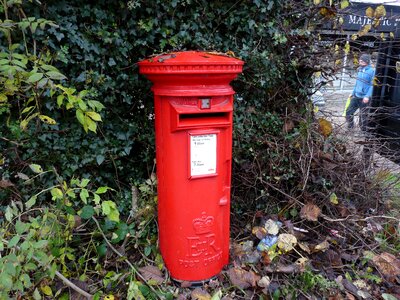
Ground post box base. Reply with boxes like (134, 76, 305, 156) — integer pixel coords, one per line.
(172, 275, 218, 287)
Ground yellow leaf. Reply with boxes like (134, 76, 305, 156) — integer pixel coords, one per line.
(380, 32, 386, 40)
(318, 118, 333, 137)
(40, 285, 53, 296)
(358, 24, 372, 37)
(344, 41, 350, 54)
(340, 0, 349, 9)
(330, 193, 339, 205)
(86, 111, 102, 122)
(104, 295, 115, 300)
(313, 0, 320, 4)
(365, 7, 374, 18)
(38, 114, 57, 125)
(390, 32, 394, 39)
(374, 5, 386, 19)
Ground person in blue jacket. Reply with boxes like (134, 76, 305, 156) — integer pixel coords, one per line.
(346, 53, 375, 131)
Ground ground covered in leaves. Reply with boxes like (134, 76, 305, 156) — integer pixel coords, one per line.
(132, 202, 399, 300)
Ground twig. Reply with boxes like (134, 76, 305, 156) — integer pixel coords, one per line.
(2, 238, 93, 299)
(321, 214, 399, 222)
(91, 216, 162, 299)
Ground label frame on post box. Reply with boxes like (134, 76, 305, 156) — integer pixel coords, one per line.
(189, 131, 219, 179)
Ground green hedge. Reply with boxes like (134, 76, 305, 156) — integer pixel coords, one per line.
(1, 0, 316, 210)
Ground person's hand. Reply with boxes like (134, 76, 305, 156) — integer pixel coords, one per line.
(363, 97, 369, 103)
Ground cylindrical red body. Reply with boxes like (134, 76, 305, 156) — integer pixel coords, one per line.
(138, 51, 243, 282)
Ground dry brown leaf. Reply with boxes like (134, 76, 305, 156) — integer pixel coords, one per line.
(277, 234, 297, 252)
(298, 242, 311, 254)
(252, 226, 267, 239)
(313, 239, 330, 252)
(138, 265, 164, 285)
(0, 180, 14, 189)
(371, 252, 400, 277)
(318, 118, 333, 137)
(227, 267, 260, 289)
(300, 203, 321, 221)
(191, 288, 211, 300)
(283, 119, 295, 132)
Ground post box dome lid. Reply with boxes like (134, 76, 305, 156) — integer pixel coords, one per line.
(138, 51, 244, 75)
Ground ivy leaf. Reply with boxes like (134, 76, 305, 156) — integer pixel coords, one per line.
(80, 205, 95, 219)
(8, 235, 21, 248)
(0, 273, 13, 291)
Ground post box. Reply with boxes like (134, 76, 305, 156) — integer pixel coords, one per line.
(138, 51, 244, 282)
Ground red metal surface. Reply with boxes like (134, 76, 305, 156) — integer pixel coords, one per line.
(139, 51, 243, 281)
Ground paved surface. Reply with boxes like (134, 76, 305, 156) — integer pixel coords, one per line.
(317, 88, 400, 174)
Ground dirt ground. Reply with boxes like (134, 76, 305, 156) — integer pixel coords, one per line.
(318, 89, 400, 174)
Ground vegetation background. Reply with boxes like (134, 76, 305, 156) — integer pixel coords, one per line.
(1, 0, 399, 299)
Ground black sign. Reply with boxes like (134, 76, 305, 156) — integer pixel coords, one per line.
(342, 3, 400, 33)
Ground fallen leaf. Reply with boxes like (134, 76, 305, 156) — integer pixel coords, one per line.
(264, 219, 280, 235)
(342, 279, 359, 298)
(257, 276, 271, 288)
(191, 288, 211, 300)
(0, 180, 14, 189)
(138, 265, 164, 285)
(318, 118, 333, 137)
(298, 242, 311, 254)
(283, 119, 295, 132)
(330, 193, 339, 205)
(295, 257, 309, 269)
(300, 203, 321, 221)
(227, 267, 260, 289)
(371, 252, 400, 277)
(277, 233, 297, 252)
(313, 239, 330, 253)
(252, 226, 267, 239)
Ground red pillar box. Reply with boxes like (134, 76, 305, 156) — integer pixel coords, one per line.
(138, 51, 244, 282)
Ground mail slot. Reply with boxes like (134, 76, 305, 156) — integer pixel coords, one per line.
(138, 51, 244, 282)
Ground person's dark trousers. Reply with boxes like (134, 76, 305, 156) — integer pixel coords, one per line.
(345, 96, 369, 130)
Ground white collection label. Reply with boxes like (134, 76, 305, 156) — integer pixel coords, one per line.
(190, 134, 217, 177)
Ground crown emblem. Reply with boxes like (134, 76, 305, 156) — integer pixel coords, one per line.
(193, 213, 214, 235)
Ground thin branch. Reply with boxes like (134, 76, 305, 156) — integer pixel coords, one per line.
(91, 216, 162, 299)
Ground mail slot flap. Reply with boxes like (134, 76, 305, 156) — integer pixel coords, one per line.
(170, 102, 232, 131)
